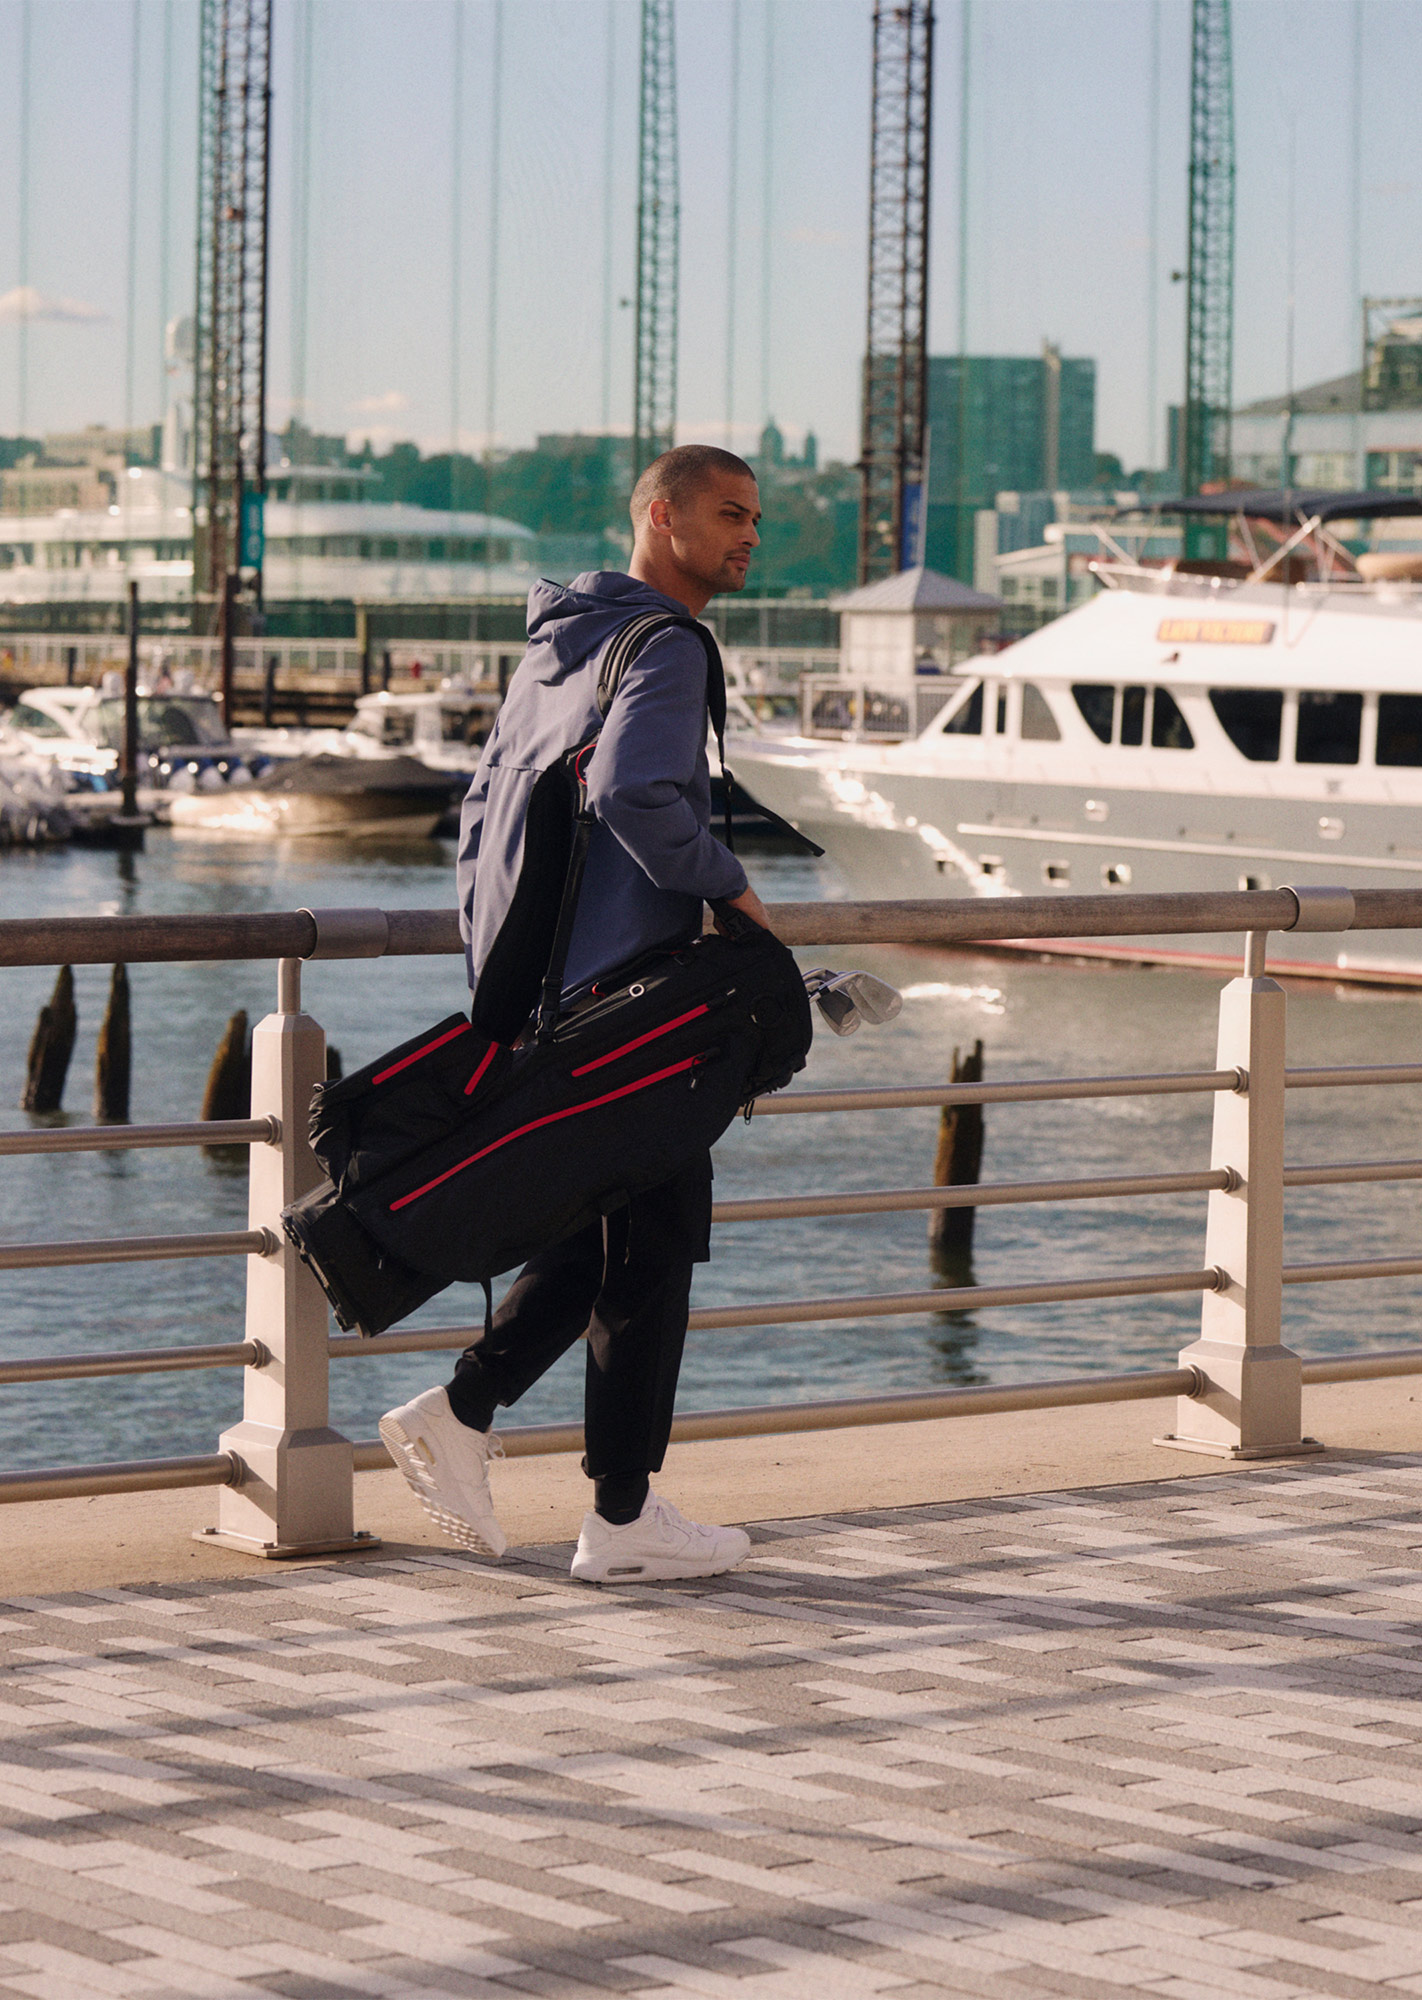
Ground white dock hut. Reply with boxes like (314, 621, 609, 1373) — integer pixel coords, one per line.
(835, 566, 1001, 680)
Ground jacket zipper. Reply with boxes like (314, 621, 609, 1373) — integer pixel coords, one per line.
(389, 1053, 706, 1212)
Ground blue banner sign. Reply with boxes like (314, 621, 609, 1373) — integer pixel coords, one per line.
(240, 491, 265, 569)
(899, 482, 923, 570)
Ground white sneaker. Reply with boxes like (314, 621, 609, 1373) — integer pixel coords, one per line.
(570, 1489, 751, 1584)
(378, 1386, 507, 1558)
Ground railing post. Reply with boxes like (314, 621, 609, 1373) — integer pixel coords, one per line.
(1157, 930, 1321, 1460)
(199, 958, 377, 1556)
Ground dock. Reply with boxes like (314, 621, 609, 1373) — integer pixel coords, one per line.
(3, 1380, 1421, 1998)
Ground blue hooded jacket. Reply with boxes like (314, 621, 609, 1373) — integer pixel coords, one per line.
(456, 571, 749, 996)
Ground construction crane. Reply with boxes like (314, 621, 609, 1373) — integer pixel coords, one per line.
(1181, 0, 1234, 560)
(857, 1, 934, 586)
(633, 0, 678, 478)
(192, 0, 272, 719)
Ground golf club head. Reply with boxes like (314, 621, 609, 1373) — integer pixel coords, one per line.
(802, 968, 904, 1035)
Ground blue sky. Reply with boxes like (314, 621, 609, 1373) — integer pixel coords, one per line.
(1, 0, 1419, 471)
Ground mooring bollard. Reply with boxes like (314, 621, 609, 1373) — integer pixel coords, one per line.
(93, 964, 131, 1124)
(929, 1040, 985, 1265)
(22, 965, 76, 1113)
(202, 954, 374, 1557)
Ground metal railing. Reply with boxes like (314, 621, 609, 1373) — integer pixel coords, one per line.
(3, 883, 1422, 1550)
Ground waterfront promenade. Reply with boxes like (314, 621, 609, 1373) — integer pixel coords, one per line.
(3, 1381, 1422, 1999)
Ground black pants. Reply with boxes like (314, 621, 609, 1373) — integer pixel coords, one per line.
(445, 1152, 712, 1478)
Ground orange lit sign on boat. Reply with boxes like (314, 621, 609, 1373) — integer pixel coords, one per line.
(1156, 618, 1276, 645)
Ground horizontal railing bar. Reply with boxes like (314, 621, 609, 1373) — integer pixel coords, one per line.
(0, 1452, 239, 1505)
(0, 1341, 261, 1386)
(1285, 1064, 1422, 1089)
(328, 1266, 1220, 1358)
(16, 1231, 1415, 1384)
(752, 1070, 1242, 1116)
(0, 1228, 273, 1272)
(0, 1117, 279, 1158)
(713, 1168, 1229, 1222)
(352, 1365, 1206, 1466)
(1283, 1158, 1422, 1188)
(3, 886, 1422, 968)
(1283, 1255, 1422, 1285)
(7, 1344, 1420, 1503)
(1301, 1346, 1422, 1384)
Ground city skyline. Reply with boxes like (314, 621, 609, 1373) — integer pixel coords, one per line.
(1, 0, 1419, 476)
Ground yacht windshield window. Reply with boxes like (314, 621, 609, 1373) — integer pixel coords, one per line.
(11, 702, 67, 737)
(1377, 693, 1422, 766)
(1120, 685, 1146, 746)
(1150, 687, 1195, 749)
(1020, 683, 1061, 741)
(1210, 688, 1282, 762)
(1072, 683, 1115, 743)
(441, 707, 488, 746)
(1295, 690, 1362, 765)
(942, 682, 983, 734)
(380, 711, 417, 748)
(92, 698, 227, 750)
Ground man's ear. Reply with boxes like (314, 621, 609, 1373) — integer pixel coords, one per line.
(647, 497, 673, 534)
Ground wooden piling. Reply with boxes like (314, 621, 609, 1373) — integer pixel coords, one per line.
(201, 1011, 252, 1123)
(929, 1040, 984, 1262)
(94, 964, 131, 1124)
(21, 965, 77, 1113)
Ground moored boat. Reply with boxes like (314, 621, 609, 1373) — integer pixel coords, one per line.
(166, 753, 456, 839)
(728, 490, 1422, 984)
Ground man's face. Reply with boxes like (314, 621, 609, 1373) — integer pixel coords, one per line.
(658, 471, 761, 594)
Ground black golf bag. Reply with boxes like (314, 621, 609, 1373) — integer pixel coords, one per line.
(283, 612, 816, 1335)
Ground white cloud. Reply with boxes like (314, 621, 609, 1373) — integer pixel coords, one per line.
(351, 389, 411, 415)
(0, 285, 106, 325)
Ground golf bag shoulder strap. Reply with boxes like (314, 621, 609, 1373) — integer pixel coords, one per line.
(534, 613, 727, 1041)
(596, 611, 727, 746)
(600, 614, 821, 861)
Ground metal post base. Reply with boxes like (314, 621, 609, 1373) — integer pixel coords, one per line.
(194, 1525, 382, 1559)
(1153, 1431, 1324, 1460)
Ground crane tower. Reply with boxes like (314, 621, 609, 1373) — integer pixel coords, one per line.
(857, 1, 934, 586)
(192, 0, 272, 673)
(634, 0, 679, 478)
(1181, 0, 1234, 558)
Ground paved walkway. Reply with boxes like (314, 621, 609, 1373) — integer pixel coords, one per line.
(3, 1456, 1422, 1999)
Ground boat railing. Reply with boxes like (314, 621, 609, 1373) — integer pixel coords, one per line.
(1090, 559, 1422, 608)
(2, 884, 1422, 1550)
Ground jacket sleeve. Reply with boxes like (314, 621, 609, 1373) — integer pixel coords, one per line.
(584, 628, 748, 903)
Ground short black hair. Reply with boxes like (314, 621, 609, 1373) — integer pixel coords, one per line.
(630, 444, 756, 524)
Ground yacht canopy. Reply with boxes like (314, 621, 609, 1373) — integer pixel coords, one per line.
(1166, 489, 1422, 525)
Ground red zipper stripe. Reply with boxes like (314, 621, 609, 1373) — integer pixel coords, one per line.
(570, 1004, 710, 1077)
(463, 1042, 498, 1097)
(389, 1054, 701, 1211)
(372, 1022, 471, 1087)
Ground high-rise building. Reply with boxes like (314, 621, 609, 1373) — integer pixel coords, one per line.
(923, 346, 1096, 579)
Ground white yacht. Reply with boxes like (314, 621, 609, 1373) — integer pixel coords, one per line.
(729, 491, 1422, 983)
(236, 682, 500, 781)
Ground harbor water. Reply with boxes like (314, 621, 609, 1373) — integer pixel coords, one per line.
(1, 831, 1420, 1472)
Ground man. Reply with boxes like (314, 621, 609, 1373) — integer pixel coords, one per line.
(379, 445, 771, 1584)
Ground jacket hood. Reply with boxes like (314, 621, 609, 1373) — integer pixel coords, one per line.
(523, 571, 691, 682)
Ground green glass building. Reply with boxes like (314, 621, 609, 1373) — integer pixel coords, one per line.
(923, 349, 1096, 580)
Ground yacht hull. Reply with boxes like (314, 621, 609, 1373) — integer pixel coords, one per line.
(730, 736, 1422, 984)
(167, 790, 445, 840)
